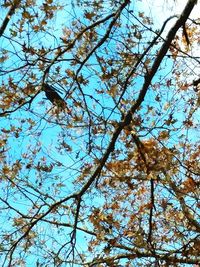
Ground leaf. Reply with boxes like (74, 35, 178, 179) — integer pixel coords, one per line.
(2, 166, 10, 175)
(85, 12, 96, 20)
(108, 85, 118, 97)
(138, 12, 144, 18)
(182, 177, 196, 192)
(0, 55, 8, 63)
(180, 83, 189, 91)
(22, 11, 31, 19)
(158, 131, 169, 140)
(33, 25, 40, 32)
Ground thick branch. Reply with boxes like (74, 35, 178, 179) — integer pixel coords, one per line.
(0, 0, 21, 37)
(87, 252, 199, 266)
(167, 178, 200, 232)
(79, 0, 197, 197)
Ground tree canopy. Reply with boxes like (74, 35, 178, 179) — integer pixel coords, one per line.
(0, 0, 200, 266)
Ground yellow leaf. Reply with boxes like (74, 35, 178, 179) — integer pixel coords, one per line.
(158, 131, 169, 140)
(41, 20, 47, 26)
(108, 85, 117, 97)
(22, 11, 31, 19)
(143, 138, 157, 149)
(2, 166, 10, 175)
(65, 69, 75, 77)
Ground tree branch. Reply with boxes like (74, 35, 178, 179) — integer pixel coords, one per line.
(0, 0, 21, 37)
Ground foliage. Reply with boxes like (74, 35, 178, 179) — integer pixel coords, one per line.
(0, 0, 200, 266)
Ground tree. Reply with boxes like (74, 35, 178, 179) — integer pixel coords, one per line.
(0, 0, 200, 266)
